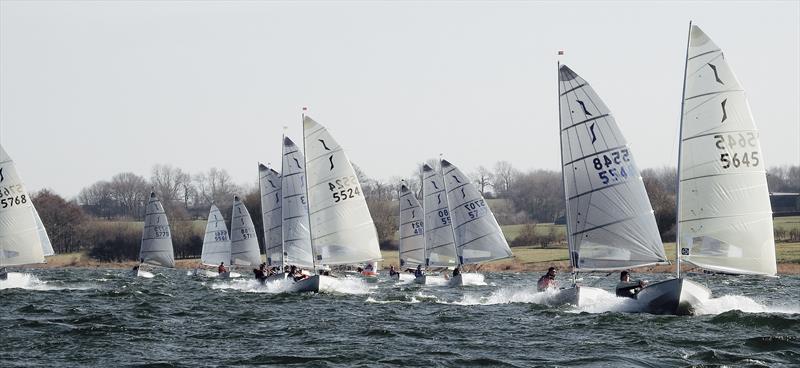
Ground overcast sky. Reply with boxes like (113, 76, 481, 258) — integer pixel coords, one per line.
(1, 0, 798, 198)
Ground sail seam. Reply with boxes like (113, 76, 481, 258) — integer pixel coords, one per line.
(685, 90, 743, 101)
(682, 129, 758, 142)
(559, 83, 586, 96)
(571, 214, 639, 236)
(687, 49, 721, 60)
(680, 171, 766, 182)
(563, 144, 628, 166)
(560, 114, 610, 132)
(568, 181, 626, 200)
(678, 211, 772, 223)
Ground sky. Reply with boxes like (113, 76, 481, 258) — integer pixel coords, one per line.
(1, 0, 798, 198)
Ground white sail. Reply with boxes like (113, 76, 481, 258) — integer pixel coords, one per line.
(0, 144, 47, 267)
(281, 137, 315, 269)
(422, 164, 458, 268)
(259, 164, 283, 267)
(140, 192, 175, 267)
(558, 64, 668, 271)
(230, 196, 262, 267)
(398, 182, 425, 268)
(441, 159, 512, 265)
(303, 116, 381, 265)
(32, 206, 54, 257)
(677, 25, 776, 276)
(201, 204, 231, 266)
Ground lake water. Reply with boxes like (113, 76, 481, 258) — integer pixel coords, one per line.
(1, 269, 799, 367)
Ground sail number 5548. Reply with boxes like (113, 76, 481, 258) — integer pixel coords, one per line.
(328, 175, 361, 203)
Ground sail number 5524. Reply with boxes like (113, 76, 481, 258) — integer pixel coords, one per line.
(328, 175, 361, 203)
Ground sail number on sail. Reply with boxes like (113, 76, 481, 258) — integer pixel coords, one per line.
(152, 225, 170, 238)
(328, 175, 361, 203)
(410, 221, 424, 235)
(239, 228, 256, 240)
(714, 133, 760, 169)
(437, 209, 451, 225)
(463, 199, 487, 220)
(591, 149, 633, 185)
(0, 194, 27, 209)
(214, 231, 228, 242)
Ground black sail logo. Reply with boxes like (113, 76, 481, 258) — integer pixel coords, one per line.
(0, 167, 3, 182)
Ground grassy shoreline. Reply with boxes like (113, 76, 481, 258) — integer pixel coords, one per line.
(21, 242, 800, 275)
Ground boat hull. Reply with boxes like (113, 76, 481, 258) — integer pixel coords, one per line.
(0, 267, 7, 281)
(635, 278, 711, 315)
(413, 275, 426, 285)
(136, 269, 155, 278)
(447, 274, 463, 287)
(288, 275, 320, 293)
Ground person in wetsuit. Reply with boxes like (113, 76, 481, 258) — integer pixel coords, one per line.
(537, 267, 558, 291)
(615, 270, 647, 298)
(414, 265, 424, 278)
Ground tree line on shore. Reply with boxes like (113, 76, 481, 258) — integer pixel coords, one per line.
(30, 163, 800, 262)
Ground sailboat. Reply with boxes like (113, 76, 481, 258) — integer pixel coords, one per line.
(552, 63, 669, 306)
(136, 192, 175, 278)
(397, 181, 425, 282)
(259, 163, 285, 282)
(229, 195, 263, 273)
(0, 144, 52, 280)
(417, 163, 459, 285)
(196, 204, 232, 278)
(303, 115, 382, 280)
(441, 159, 513, 286)
(635, 23, 775, 315)
(279, 136, 319, 292)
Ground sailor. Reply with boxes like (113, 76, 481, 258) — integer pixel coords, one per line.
(537, 267, 558, 291)
(452, 266, 461, 278)
(414, 264, 424, 278)
(364, 263, 374, 272)
(253, 267, 266, 283)
(388, 265, 399, 277)
(218, 262, 227, 274)
(615, 270, 647, 298)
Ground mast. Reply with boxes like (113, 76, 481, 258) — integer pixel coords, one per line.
(301, 109, 318, 274)
(439, 155, 463, 268)
(557, 59, 577, 286)
(419, 165, 428, 272)
(278, 137, 287, 273)
(675, 21, 693, 279)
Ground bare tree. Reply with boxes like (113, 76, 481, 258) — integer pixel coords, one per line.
(109, 172, 148, 218)
(493, 161, 518, 196)
(472, 165, 494, 197)
(150, 164, 190, 204)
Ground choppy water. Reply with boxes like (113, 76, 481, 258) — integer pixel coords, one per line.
(1, 269, 799, 367)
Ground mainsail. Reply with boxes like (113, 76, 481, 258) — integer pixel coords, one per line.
(140, 192, 175, 268)
(441, 159, 512, 265)
(281, 137, 315, 269)
(398, 182, 425, 268)
(422, 164, 457, 268)
(558, 64, 667, 271)
(33, 207, 54, 257)
(0, 144, 47, 267)
(303, 116, 381, 265)
(259, 164, 283, 267)
(677, 25, 776, 276)
(230, 196, 263, 267)
(201, 204, 231, 266)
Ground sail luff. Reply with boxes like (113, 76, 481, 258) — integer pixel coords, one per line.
(675, 21, 693, 278)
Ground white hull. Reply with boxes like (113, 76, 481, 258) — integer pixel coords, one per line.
(135, 269, 155, 278)
(447, 274, 463, 287)
(413, 275, 426, 285)
(635, 278, 711, 315)
(288, 275, 320, 293)
(0, 267, 7, 281)
(549, 285, 606, 307)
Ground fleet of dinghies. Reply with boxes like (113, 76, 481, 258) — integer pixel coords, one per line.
(0, 24, 783, 316)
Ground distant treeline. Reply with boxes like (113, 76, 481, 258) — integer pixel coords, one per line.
(30, 163, 800, 261)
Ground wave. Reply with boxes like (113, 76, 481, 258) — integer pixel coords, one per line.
(694, 294, 800, 315)
(0, 272, 96, 291)
(209, 275, 373, 295)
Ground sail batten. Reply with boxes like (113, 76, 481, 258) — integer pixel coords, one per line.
(303, 116, 381, 265)
(139, 192, 175, 268)
(558, 64, 667, 271)
(677, 25, 777, 276)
